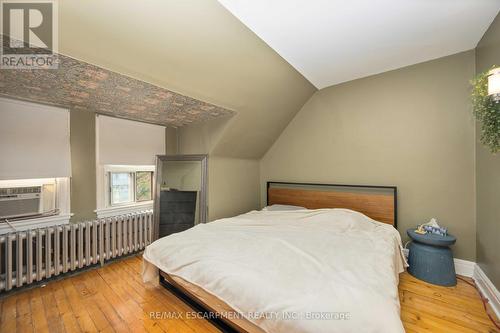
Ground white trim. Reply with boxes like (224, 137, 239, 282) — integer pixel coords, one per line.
(0, 177, 57, 187)
(96, 164, 155, 212)
(104, 165, 155, 173)
(0, 214, 71, 234)
(402, 248, 475, 278)
(55, 177, 71, 216)
(95, 114, 101, 211)
(95, 201, 153, 218)
(454, 258, 476, 278)
(473, 264, 500, 319)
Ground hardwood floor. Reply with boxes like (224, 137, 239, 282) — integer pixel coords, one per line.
(0, 255, 498, 333)
(399, 272, 498, 333)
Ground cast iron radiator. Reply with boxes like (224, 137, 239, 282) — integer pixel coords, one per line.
(0, 210, 153, 292)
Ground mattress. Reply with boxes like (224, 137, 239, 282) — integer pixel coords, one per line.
(143, 208, 407, 333)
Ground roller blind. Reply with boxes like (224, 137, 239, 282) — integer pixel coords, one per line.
(97, 115, 165, 165)
(0, 97, 71, 180)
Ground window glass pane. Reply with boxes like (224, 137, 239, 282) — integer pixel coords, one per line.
(110, 172, 133, 204)
(136, 171, 152, 202)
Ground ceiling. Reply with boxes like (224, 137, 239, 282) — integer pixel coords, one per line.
(218, 0, 500, 89)
(57, 0, 316, 158)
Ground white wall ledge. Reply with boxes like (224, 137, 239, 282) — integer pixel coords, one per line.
(95, 202, 153, 218)
(0, 214, 71, 234)
(474, 264, 500, 319)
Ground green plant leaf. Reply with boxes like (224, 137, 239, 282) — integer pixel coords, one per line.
(471, 66, 500, 153)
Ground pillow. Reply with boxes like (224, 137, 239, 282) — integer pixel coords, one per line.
(262, 204, 306, 211)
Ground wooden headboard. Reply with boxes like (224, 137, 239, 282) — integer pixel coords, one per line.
(267, 181, 397, 227)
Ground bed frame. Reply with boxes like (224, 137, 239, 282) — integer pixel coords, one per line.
(267, 181, 397, 227)
(159, 181, 398, 332)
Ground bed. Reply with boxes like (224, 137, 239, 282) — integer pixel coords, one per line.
(143, 182, 407, 333)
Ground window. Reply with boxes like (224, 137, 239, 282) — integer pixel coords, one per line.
(109, 170, 153, 206)
(135, 171, 153, 202)
(110, 172, 134, 205)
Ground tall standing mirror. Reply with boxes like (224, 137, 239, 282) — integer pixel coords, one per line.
(154, 155, 208, 240)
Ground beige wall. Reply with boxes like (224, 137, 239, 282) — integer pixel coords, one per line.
(70, 109, 97, 222)
(208, 157, 260, 221)
(178, 117, 231, 156)
(475, 13, 500, 288)
(176, 120, 261, 221)
(261, 51, 477, 260)
(165, 127, 178, 155)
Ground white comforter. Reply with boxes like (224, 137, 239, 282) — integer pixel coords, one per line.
(143, 209, 407, 333)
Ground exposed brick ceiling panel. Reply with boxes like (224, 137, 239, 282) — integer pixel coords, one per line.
(0, 44, 234, 127)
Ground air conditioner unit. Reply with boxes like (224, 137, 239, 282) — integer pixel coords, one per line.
(0, 184, 56, 220)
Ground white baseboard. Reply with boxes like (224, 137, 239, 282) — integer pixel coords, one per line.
(403, 247, 499, 318)
(454, 258, 476, 278)
(473, 264, 500, 319)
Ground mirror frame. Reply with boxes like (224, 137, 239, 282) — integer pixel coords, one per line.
(153, 154, 208, 241)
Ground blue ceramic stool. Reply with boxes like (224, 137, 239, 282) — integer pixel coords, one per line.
(407, 229, 457, 286)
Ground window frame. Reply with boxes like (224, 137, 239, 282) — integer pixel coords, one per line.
(109, 171, 135, 206)
(103, 165, 155, 209)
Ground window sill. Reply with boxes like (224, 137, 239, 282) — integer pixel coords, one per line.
(95, 201, 153, 218)
(0, 214, 71, 234)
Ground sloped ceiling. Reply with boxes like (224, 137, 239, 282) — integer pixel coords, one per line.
(0, 47, 234, 127)
(219, 0, 500, 89)
(58, 0, 316, 158)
